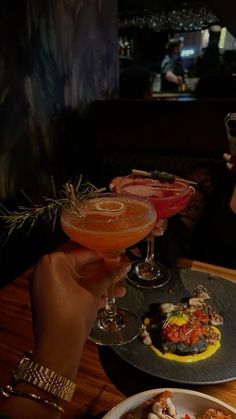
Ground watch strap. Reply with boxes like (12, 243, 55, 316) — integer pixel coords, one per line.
(12, 353, 76, 402)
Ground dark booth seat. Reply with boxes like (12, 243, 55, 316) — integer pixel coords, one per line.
(90, 98, 236, 184)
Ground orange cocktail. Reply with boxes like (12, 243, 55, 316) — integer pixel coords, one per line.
(61, 193, 156, 345)
(61, 194, 156, 257)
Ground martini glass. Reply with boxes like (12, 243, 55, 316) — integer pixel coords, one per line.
(61, 192, 156, 345)
(119, 175, 194, 288)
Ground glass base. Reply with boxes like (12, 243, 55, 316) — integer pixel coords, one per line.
(89, 307, 142, 346)
(127, 259, 170, 288)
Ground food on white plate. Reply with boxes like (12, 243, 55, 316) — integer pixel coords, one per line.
(140, 285, 223, 363)
(121, 390, 232, 419)
(197, 408, 232, 419)
(121, 390, 176, 419)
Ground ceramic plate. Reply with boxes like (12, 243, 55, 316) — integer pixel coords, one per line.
(102, 388, 236, 419)
(113, 269, 236, 384)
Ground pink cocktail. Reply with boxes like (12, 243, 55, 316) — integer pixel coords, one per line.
(121, 177, 193, 219)
(119, 175, 194, 288)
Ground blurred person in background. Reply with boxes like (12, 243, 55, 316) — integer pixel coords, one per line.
(160, 38, 185, 93)
(190, 153, 236, 269)
(195, 49, 236, 98)
(195, 25, 221, 78)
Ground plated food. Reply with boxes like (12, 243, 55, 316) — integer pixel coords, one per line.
(121, 390, 232, 419)
(102, 389, 236, 419)
(140, 285, 223, 363)
(113, 269, 236, 383)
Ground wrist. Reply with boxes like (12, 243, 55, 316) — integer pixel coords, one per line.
(32, 329, 87, 381)
(12, 352, 76, 401)
(0, 352, 76, 419)
(33, 290, 98, 380)
(32, 346, 80, 381)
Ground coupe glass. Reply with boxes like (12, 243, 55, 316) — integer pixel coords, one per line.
(61, 192, 156, 345)
(119, 175, 194, 288)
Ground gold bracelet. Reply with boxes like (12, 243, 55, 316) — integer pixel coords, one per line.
(0, 385, 64, 413)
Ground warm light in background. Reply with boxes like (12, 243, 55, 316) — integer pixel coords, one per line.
(219, 27, 227, 49)
(201, 29, 209, 50)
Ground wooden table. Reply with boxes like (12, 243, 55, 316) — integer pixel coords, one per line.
(0, 259, 236, 418)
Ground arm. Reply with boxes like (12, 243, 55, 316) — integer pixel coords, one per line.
(165, 70, 182, 86)
(224, 153, 236, 214)
(0, 247, 130, 419)
(161, 57, 183, 86)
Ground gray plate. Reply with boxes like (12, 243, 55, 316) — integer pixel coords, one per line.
(113, 268, 236, 385)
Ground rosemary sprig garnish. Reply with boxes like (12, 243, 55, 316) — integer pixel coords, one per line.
(0, 176, 104, 239)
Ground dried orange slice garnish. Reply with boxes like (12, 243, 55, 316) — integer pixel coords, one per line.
(95, 200, 125, 212)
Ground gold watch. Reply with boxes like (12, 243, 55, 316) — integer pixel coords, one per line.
(12, 352, 76, 402)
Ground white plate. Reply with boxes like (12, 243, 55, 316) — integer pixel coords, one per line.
(102, 388, 236, 419)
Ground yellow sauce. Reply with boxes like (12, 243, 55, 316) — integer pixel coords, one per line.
(149, 326, 221, 363)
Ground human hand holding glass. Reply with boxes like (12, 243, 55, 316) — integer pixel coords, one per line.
(117, 174, 194, 288)
(0, 247, 131, 419)
(60, 192, 156, 345)
(31, 247, 129, 377)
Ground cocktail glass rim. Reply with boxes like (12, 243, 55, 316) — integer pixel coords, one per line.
(119, 174, 193, 202)
(61, 192, 156, 225)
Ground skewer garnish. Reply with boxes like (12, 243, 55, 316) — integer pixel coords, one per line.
(132, 169, 198, 185)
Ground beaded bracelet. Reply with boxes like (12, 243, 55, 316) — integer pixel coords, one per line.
(0, 385, 64, 413)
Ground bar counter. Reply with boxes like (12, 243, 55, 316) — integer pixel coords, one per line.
(152, 92, 195, 101)
(0, 259, 236, 418)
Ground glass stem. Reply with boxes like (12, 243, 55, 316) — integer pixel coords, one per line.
(98, 255, 125, 332)
(105, 297, 117, 316)
(144, 233, 155, 270)
(98, 293, 125, 332)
